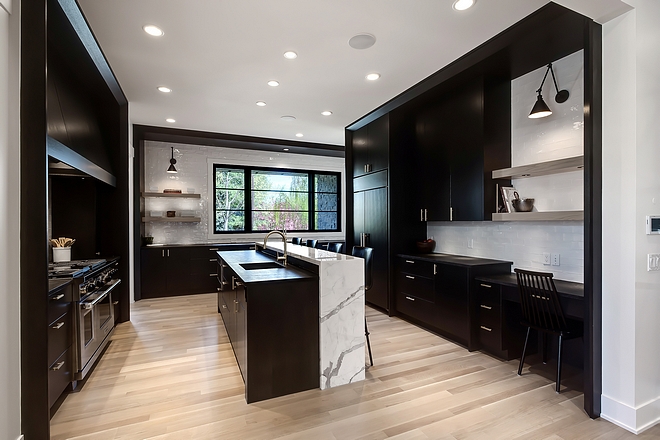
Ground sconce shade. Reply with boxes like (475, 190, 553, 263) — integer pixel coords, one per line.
(529, 94, 552, 119)
(167, 147, 178, 173)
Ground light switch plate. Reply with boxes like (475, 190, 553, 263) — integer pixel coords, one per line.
(552, 253, 560, 266)
(543, 253, 551, 265)
(648, 254, 660, 271)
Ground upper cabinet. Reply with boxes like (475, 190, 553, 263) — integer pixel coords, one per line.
(352, 114, 389, 178)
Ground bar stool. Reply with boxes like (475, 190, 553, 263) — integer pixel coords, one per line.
(306, 239, 318, 248)
(327, 242, 343, 253)
(352, 246, 374, 366)
(291, 237, 302, 245)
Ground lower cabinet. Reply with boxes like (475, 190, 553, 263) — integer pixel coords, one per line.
(48, 282, 73, 411)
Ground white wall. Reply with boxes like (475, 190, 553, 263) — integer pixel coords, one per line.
(143, 140, 345, 244)
(601, 0, 660, 433)
(0, 0, 22, 438)
(428, 50, 585, 282)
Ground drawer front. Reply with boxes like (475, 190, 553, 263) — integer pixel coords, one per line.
(395, 290, 436, 325)
(48, 285, 72, 324)
(398, 272, 434, 303)
(478, 321, 502, 351)
(48, 309, 72, 367)
(48, 349, 72, 408)
(399, 258, 435, 278)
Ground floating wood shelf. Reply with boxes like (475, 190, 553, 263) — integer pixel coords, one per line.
(142, 216, 201, 223)
(492, 156, 584, 179)
(142, 192, 201, 198)
(492, 211, 584, 222)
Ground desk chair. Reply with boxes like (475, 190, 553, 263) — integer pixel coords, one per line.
(327, 242, 343, 253)
(352, 246, 374, 366)
(515, 268, 582, 393)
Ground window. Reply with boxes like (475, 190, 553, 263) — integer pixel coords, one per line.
(213, 164, 340, 234)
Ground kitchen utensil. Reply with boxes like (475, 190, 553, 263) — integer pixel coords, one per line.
(512, 191, 535, 212)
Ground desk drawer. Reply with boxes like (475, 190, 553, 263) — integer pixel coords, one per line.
(398, 272, 434, 303)
(478, 321, 502, 351)
(399, 258, 435, 278)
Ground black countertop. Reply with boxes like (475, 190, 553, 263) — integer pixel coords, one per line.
(475, 273, 584, 298)
(48, 279, 71, 294)
(217, 250, 315, 284)
(398, 253, 513, 267)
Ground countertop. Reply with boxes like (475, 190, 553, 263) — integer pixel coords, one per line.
(217, 249, 315, 284)
(475, 273, 584, 298)
(144, 243, 255, 249)
(397, 253, 513, 267)
(49, 278, 71, 294)
(259, 242, 361, 266)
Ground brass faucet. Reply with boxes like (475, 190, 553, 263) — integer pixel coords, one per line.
(263, 230, 288, 266)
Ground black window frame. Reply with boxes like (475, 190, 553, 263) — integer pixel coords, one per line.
(212, 164, 341, 234)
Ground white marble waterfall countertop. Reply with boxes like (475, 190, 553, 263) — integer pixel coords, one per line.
(256, 240, 366, 390)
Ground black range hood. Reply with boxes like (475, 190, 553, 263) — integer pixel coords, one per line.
(47, 136, 116, 187)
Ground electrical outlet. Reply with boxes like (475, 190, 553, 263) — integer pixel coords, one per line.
(648, 254, 660, 271)
(467, 239, 473, 249)
(552, 253, 560, 266)
(543, 253, 551, 265)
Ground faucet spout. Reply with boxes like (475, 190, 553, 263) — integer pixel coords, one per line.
(263, 230, 288, 267)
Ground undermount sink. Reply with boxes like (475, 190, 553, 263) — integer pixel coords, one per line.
(240, 262, 284, 270)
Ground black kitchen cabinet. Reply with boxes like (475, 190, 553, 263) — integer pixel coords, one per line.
(353, 176, 389, 310)
(395, 258, 437, 325)
(352, 114, 389, 178)
(141, 246, 223, 298)
(436, 264, 470, 345)
(48, 281, 73, 411)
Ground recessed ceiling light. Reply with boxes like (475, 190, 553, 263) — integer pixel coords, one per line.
(143, 25, 164, 37)
(321, 111, 333, 116)
(281, 115, 296, 121)
(452, 0, 475, 11)
(295, 133, 303, 138)
(157, 86, 172, 93)
(256, 101, 267, 106)
(166, 118, 175, 123)
(366, 73, 380, 81)
(283, 51, 297, 60)
(283, 148, 290, 151)
(267, 80, 280, 87)
(349, 33, 376, 50)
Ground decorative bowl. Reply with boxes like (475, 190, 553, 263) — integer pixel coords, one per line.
(512, 198, 535, 212)
(416, 240, 435, 253)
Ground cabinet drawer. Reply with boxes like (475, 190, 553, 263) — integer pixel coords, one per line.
(398, 272, 434, 303)
(478, 321, 502, 352)
(48, 286, 72, 324)
(399, 258, 435, 277)
(48, 349, 72, 408)
(395, 290, 436, 325)
(48, 309, 71, 367)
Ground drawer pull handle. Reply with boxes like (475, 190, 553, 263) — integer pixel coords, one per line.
(52, 322, 64, 330)
(405, 260, 415, 264)
(405, 275, 415, 280)
(222, 264, 228, 268)
(113, 301, 119, 305)
(221, 304, 227, 309)
(480, 305, 492, 310)
(52, 294, 64, 301)
(209, 258, 217, 262)
(209, 273, 218, 277)
(51, 361, 65, 371)
(480, 283, 492, 288)
(405, 296, 415, 301)
(480, 325, 492, 332)
(209, 248, 219, 251)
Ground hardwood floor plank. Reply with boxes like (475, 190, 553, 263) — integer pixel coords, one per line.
(49, 293, 660, 439)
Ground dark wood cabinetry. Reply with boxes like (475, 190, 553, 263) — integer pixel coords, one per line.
(48, 282, 73, 410)
(352, 114, 389, 177)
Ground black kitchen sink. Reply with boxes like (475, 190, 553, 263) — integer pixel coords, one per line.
(240, 262, 284, 270)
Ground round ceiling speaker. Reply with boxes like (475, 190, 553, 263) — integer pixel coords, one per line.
(349, 33, 376, 50)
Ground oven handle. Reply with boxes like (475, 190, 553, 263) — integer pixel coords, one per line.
(81, 279, 121, 310)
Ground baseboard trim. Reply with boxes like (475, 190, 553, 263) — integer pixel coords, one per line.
(601, 394, 660, 434)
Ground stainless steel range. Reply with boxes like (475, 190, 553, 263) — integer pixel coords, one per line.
(48, 258, 120, 383)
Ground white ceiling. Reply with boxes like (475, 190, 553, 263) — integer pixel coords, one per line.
(78, 0, 631, 147)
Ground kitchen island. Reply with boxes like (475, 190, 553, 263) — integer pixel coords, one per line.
(218, 243, 365, 403)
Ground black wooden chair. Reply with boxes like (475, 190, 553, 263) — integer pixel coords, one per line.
(306, 239, 318, 248)
(352, 246, 374, 367)
(515, 268, 583, 393)
(291, 237, 302, 245)
(327, 242, 343, 254)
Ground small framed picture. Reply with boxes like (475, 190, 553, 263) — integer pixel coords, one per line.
(501, 186, 517, 213)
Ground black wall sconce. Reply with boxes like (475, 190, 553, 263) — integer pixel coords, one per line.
(529, 62, 570, 119)
(167, 147, 178, 173)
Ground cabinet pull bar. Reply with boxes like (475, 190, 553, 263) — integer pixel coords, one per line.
(209, 258, 217, 262)
(51, 361, 65, 371)
(209, 273, 218, 277)
(405, 260, 415, 264)
(162, 249, 165, 257)
(52, 322, 64, 330)
(480, 283, 492, 288)
(167, 249, 170, 257)
(221, 304, 227, 309)
(480, 305, 492, 310)
(450, 207, 453, 221)
(209, 248, 219, 251)
(113, 301, 119, 305)
(222, 281, 228, 285)
(222, 264, 228, 268)
(405, 275, 415, 280)
(405, 296, 415, 301)
(235, 281, 243, 286)
(51, 294, 64, 301)
(420, 209, 424, 221)
(480, 325, 492, 332)
(424, 209, 428, 221)
(433, 264, 437, 275)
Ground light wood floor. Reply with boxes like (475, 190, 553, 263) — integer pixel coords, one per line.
(50, 293, 658, 439)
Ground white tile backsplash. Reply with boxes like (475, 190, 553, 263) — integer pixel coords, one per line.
(144, 141, 345, 245)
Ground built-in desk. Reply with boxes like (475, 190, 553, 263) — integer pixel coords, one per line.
(474, 273, 584, 362)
